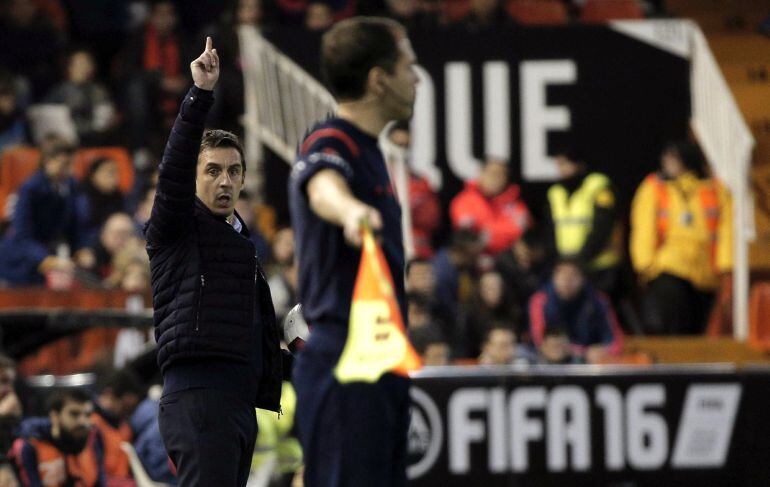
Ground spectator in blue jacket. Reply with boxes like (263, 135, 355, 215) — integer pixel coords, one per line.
(528, 258, 624, 363)
(0, 137, 90, 286)
(130, 395, 176, 484)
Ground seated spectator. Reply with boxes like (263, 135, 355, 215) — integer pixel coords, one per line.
(269, 260, 298, 323)
(268, 227, 295, 276)
(529, 259, 624, 362)
(409, 324, 451, 366)
(11, 389, 106, 486)
(458, 0, 514, 31)
(234, 191, 271, 263)
(0, 69, 28, 153)
(131, 388, 177, 485)
(495, 227, 550, 321)
(202, 0, 266, 136)
(544, 147, 622, 298)
(0, 0, 63, 99)
(537, 327, 575, 364)
(478, 325, 534, 365)
(77, 157, 126, 246)
(450, 157, 531, 255)
(386, 121, 441, 259)
(92, 369, 145, 483)
(0, 137, 90, 287)
(44, 49, 117, 146)
(432, 229, 484, 321)
(81, 212, 137, 281)
(407, 292, 435, 331)
(461, 270, 523, 358)
(0, 355, 22, 486)
(630, 141, 732, 334)
(105, 235, 150, 292)
(305, 2, 335, 30)
(406, 257, 436, 297)
(119, 0, 189, 158)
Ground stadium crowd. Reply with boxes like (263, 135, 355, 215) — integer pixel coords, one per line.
(0, 1, 735, 485)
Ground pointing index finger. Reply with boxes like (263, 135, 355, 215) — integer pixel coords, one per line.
(205, 36, 213, 52)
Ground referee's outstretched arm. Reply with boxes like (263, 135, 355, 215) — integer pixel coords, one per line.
(145, 37, 219, 247)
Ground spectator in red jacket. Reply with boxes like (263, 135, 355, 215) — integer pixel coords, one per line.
(450, 157, 532, 255)
(387, 121, 441, 258)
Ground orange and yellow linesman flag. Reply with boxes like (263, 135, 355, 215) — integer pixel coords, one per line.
(334, 224, 422, 383)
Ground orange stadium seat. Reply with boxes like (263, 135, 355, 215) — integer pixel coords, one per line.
(580, 0, 644, 23)
(73, 147, 135, 194)
(0, 146, 41, 221)
(507, 0, 568, 26)
(749, 281, 770, 351)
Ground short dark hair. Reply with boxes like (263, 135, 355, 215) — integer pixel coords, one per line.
(320, 16, 404, 101)
(553, 256, 586, 275)
(39, 135, 75, 167)
(409, 324, 447, 355)
(199, 129, 245, 172)
(664, 140, 708, 178)
(406, 257, 431, 275)
(100, 369, 145, 398)
(47, 389, 92, 413)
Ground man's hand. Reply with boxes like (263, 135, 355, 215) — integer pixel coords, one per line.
(190, 37, 219, 91)
(0, 465, 18, 487)
(342, 202, 382, 248)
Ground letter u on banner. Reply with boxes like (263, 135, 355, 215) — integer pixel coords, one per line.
(334, 225, 422, 383)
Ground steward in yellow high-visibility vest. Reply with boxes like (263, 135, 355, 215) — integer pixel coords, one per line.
(630, 141, 731, 334)
(545, 150, 622, 295)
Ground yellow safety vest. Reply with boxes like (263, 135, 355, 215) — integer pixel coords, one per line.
(548, 173, 620, 270)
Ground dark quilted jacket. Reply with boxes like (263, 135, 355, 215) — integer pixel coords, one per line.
(144, 86, 281, 412)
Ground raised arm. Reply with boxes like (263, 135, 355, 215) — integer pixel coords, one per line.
(144, 37, 220, 247)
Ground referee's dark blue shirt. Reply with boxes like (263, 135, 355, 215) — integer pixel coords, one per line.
(289, 118, 406, 338)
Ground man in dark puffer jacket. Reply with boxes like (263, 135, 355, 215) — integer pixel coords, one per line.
(144, 37, 281, 487)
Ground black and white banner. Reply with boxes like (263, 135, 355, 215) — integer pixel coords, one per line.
(407, 366, 770, 486)
(265, 21, 692, 219)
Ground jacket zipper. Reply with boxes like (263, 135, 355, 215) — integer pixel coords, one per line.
(195, 274, 205, 331)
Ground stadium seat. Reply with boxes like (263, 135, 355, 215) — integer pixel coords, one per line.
(73, 147, 135, 194)
(749, 281, 770, 351)
(506, 0, 568, 26)
(444, 0, 472, 22)
(579, 0, 644, 23)
(0, 146, 41, 221)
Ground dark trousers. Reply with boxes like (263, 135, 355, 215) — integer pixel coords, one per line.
(158, 388, 257, 487)
(642, 273, 715, 335)
(293, 331, 411, 487)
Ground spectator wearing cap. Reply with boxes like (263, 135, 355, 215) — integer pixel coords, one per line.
(0, 137, 90, 286)
(630, 141, 732, 334)
(529, 259, 624, 363)
(543, 147, 622, 298)
(450, 157, 532, 255)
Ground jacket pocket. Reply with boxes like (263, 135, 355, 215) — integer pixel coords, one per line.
(195, 274, 205, 331)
